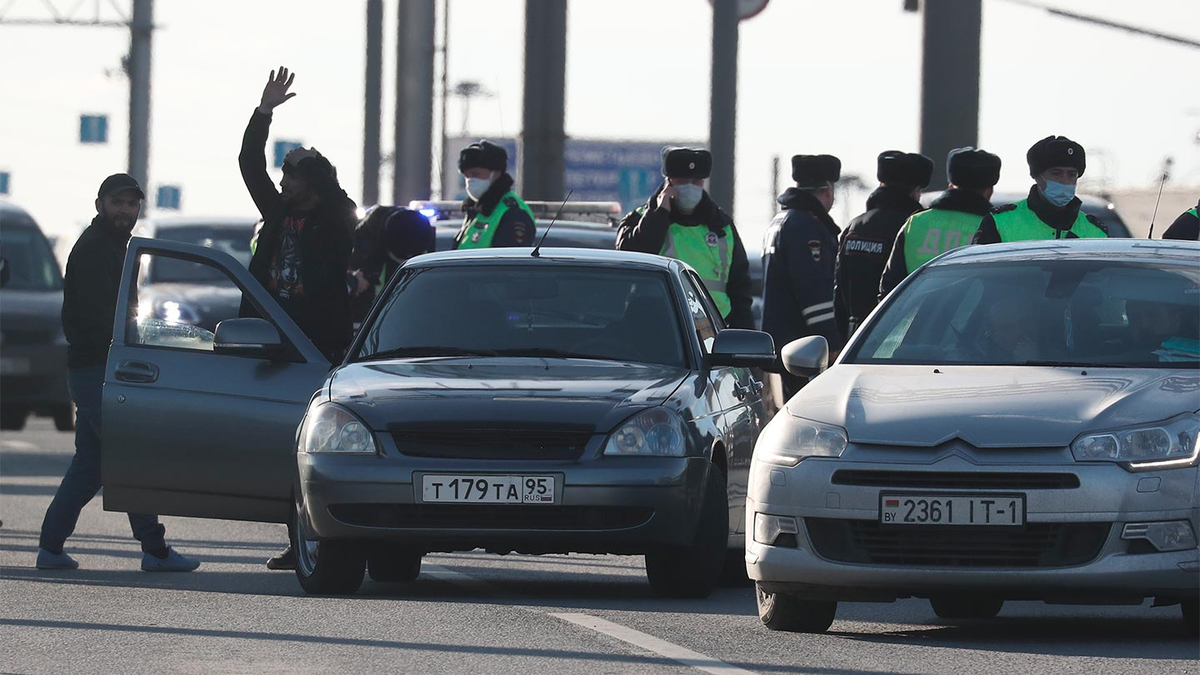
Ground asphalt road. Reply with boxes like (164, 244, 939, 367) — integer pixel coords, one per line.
(2, 418, 1197, 675)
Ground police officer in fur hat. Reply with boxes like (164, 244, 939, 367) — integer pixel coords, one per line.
(616, 147, 754, 329)
(973, 135, 1107, 244)
(454, 140, 536, 249)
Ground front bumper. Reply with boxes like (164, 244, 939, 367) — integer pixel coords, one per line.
(746, 453, 1200, 602)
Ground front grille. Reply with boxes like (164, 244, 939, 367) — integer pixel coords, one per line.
(388, 423, 594, 460)
(329, 504, 654, 531)
(831, 470, 1080, 490)
(806, 519, 1110, 568)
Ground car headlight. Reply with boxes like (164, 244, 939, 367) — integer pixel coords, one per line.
(602, 408, 686, 456)
(754, 414, 847, 467)
(301, 403, 379, 455)
(1071, 414, 1200, 470)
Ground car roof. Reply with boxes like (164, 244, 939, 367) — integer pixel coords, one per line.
(930, 239, 1199, 267)
(138, 216, 258, 229)
(0, 199, 34, 218)
(404, 246, 681, 271)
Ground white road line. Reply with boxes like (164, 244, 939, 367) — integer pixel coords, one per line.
(0, 440, 38, 450)
(551, 612, 760, 675)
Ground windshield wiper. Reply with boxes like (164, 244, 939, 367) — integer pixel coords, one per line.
(355, 346, 499, 362)
(490, 347, 610, 360)
(1020, 360, 1135, 369)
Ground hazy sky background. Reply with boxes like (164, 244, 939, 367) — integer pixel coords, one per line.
(2, 0, 1198, 246)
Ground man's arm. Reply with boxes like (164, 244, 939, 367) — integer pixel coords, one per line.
(616, 185, 677, 254)
(724, 224, 755, 329)
(878, 224, 909, 300)
(832, 228, 852, 339)
(971, 213, 1001, 244)
(1162, 211, 1199, 241)
(239, 68, 296, 220)
(491, 205, 536, 247)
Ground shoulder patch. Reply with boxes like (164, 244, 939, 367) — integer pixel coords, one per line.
(992, 203, 1018, 213)
(503, 195, 519, 208)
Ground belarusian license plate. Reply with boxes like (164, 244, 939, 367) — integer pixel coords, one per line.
(420, 474, 555, 504)
(879, 493, 1025, 526)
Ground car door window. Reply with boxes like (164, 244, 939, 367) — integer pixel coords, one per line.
(128, 251, 249, 352)
(682, 272, 722, 353)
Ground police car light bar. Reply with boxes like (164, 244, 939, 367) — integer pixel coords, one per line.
(408, 200, 623, 226)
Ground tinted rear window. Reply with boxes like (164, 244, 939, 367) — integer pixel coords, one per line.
(0, 221, 62, 291)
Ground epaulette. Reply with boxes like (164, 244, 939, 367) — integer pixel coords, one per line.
(992, 203, 1018, 213)
(1084, 213, 1106, 229)
(503, 195, 519, 208)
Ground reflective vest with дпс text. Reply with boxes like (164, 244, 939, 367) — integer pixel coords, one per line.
(660, 222, 735, 319)
(991, 199, 1107, 242)
(902, 208, 985, 272)
(455, 192, 536, 250)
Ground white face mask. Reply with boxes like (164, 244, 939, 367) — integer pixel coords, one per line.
(465, 176, 493, 201)
(675, 184, 704, 211)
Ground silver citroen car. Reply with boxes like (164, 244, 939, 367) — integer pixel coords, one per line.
(748, 239, 1199, 634)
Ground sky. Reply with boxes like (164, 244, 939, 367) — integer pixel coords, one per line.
(1, 0, 1198, 247)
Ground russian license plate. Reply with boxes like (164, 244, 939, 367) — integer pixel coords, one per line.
(0, 357, 31, 375)
(420, 474, 556, 504)
(879, 493, 1025, 526)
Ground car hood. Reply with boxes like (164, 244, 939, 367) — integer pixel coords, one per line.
(790, 365, 1200, 448)
(330, 358, 690, 432)
(0, 289, 63, 328)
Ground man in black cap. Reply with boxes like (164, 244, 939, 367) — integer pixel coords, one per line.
(761, 154, 844, 399)
(348, 206, 436, 324)
(241, 66, 357, 571)
(36, 173, 200, 573)
(1162, 198, 1199, 240)
(454, 140, 536, 249)
(834, 150, 933, 337)
(879, 147, 1001, 296)
(973, 135, 1107, 243)
(616, 147, 754, 329)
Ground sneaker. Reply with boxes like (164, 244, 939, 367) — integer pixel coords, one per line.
(140, 547, 200, 572)
(266, 545, 296, 571)
(36, 548, 79, 570)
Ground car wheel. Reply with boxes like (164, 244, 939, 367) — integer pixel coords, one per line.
(292, 495, 364, 596)
(367, 543, 423, 583)
(644, 464, 727, 599)
(53, 404, 75, 432)
(930, 595, 1004, 620)
(755, 582, 836, 633)
(1182, 599, 1199, 637)
(718, 548, 752, 587)
(0, 407, 27, 431)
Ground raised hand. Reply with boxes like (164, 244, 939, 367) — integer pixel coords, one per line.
(258, 66, 296, 114)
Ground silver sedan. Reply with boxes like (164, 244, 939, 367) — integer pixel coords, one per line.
(747, 239, 1200, 634)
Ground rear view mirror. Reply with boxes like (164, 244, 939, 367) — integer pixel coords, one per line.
(214, 318, 284, 359)
(781, 336, 829, 378)
(709, 329, 776, 368)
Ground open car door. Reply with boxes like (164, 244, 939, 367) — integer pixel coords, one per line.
(101, 237, 331, 523)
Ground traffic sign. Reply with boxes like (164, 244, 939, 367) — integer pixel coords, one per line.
(156, 185, 182, 210)
(273, 140, 303, 169)
(80, 115, 108, 144)
(0, 172, 9, 195)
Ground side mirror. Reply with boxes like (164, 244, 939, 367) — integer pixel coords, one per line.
(709, 329, 777, 368)
(781, 336, 829, 378)
(213, 318, 284, 359)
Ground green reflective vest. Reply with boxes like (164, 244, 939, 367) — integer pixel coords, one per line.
(992, 199, 1107, 242)
(902, 208, 984, 271)
(455, 192, 535, 249)
(660, 222, 735, 318)
(1188, 208, 1198, 219)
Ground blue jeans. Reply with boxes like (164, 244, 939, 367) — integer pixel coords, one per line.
(38, 365, 166, 555)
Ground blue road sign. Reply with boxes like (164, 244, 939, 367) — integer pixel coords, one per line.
(0, 172, 9, 195)
(80, 115, 108, 144)
(564, 139, 678, 211)
(273, 140, 303, 169)
(156, 185, 182, 210)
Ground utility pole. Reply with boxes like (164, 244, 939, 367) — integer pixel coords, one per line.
(919, 0, 981, 191)
(438, 0, 450, 198)
(521, 0, 568, 201)
(363, 0, 383, 206)
(127, 0, 152, 190)
(394, 0, 436, 203)
(709, 0, 738, 215)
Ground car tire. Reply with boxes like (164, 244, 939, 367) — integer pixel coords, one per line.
(718, 548, 752, 587)
(644, 464, 727, 599)
(755, 582, 836, 633)
(930, 596, 1004, 620)
(292, 498, 365, 596)
(1182, 599, 1199, 637)
(0, 407, 27, 431)
(367, 543, 423, 583)
(53, 404, 75, 432)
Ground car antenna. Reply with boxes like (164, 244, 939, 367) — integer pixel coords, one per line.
(531, 189, 573, 258)
(1147, 170, 1167, 239)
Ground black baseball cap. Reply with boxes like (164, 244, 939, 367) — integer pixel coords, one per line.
(97, 173, 145, 200)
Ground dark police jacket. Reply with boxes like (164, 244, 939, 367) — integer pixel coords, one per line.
(1162, 202, 1199, 241)
(455, 173, 536, 249)
(61, 216, 130, 368)
(878, 188, 993, 297)
(834, 186, 923, 338)
(760, 188, 844, 353)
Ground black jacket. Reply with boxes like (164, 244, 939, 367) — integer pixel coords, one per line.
(834, 186, 923, 337)
(972, 185, 1106, 244)
(879, 188, 993, 297)
(616, 186, 754, 329)
(1162, 201, 1199, 241)
(61, 216, 130, 368)
(239, 109, 356, 361)
(761, 188, 843, 354)
(455, 172, 535, 248)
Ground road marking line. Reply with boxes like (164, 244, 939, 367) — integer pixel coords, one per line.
(551, 612, 760, 675)
(0, 440, 37, 450)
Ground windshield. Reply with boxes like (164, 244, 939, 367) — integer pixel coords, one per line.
(0, 222, 63, 291)
(356, 265, 687, 367)
(149, 225, 253, 283)
(848, 259, 1200, 368)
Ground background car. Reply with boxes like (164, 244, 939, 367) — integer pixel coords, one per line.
(748, 239, 1199, 634)
(922, 190, 1133, 237)
(100, 239, 774, 598)
(0, 200, 71, 431)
